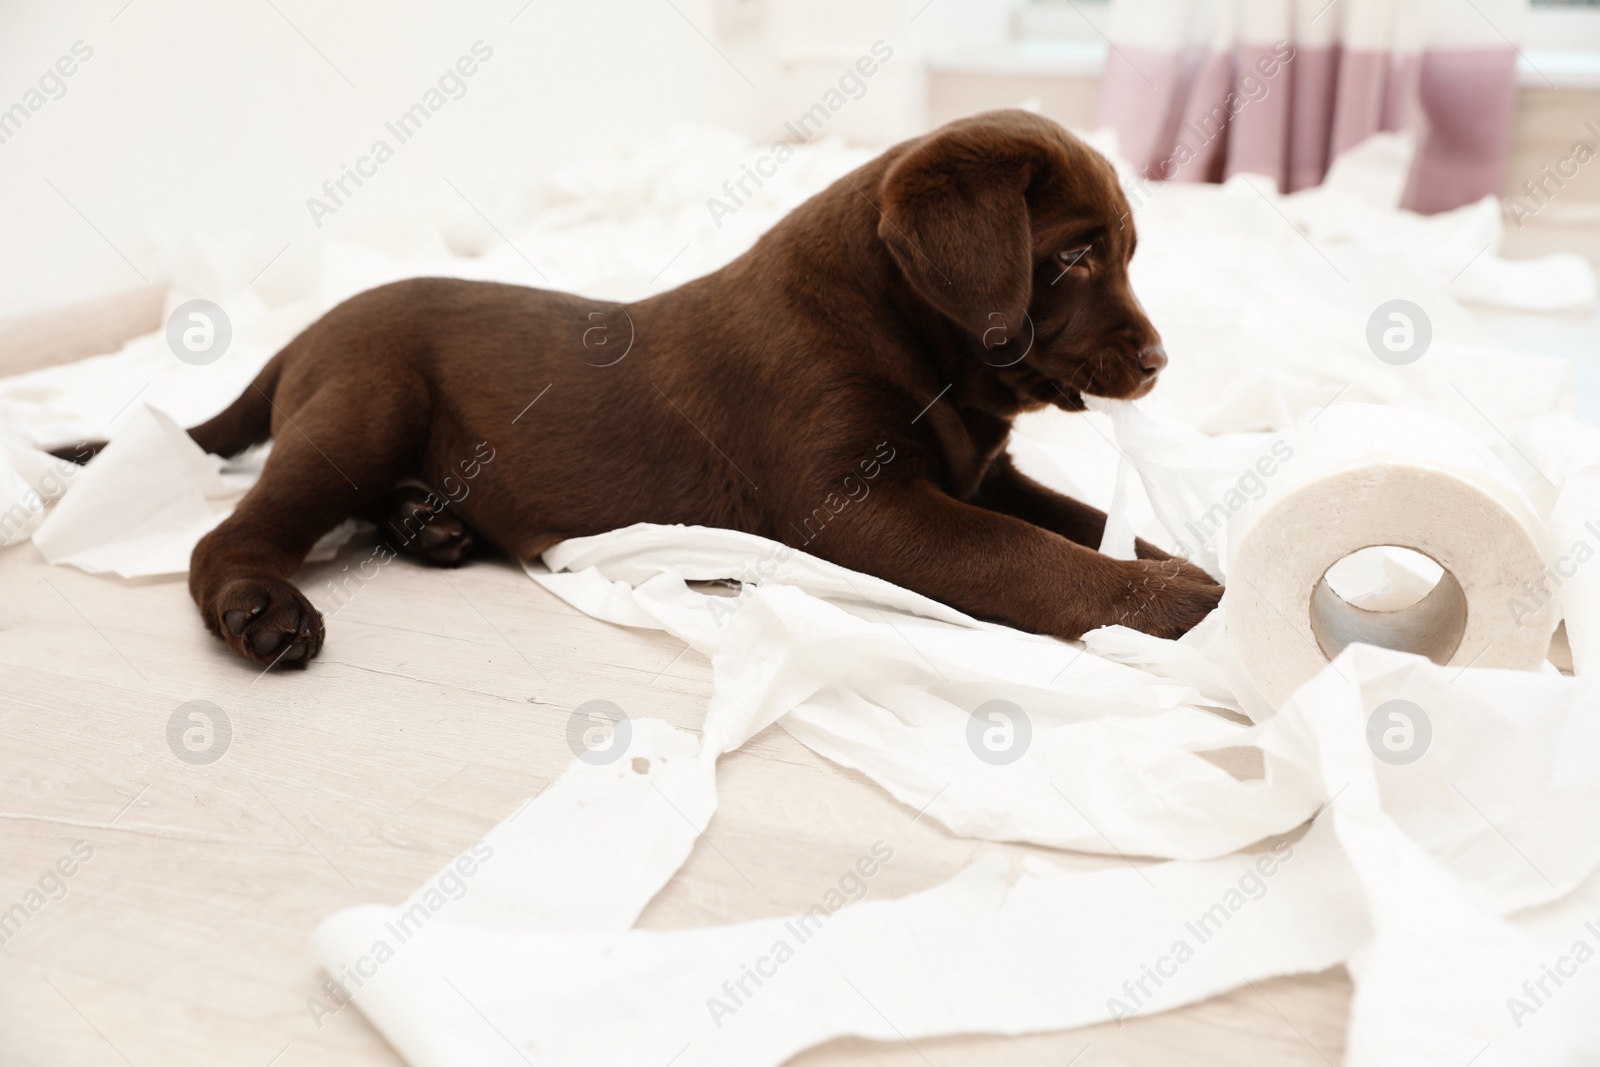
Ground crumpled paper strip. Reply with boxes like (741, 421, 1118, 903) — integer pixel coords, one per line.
(314, 816, 1365, 1067)
(32, 405, 232, 577)
(312, 640, 1600, 1065)
(30, 404, 353, 578)
(532, 525, 1325, 859)
(1258, 651, 1600, 1065)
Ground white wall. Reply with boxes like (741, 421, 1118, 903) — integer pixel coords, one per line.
(0, 0, 1015, 321)
(0, 0, 751, 317)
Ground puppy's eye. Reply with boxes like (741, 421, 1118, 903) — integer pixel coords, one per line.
(1058, 246, 1093, 269)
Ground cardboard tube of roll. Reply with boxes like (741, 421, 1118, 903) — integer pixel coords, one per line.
(1225, 404, 1558, 708)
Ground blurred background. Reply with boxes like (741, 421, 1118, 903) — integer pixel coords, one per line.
(5, 0, 1600, 334)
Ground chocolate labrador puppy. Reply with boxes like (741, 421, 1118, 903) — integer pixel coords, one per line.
(69, 109, 1222, 667)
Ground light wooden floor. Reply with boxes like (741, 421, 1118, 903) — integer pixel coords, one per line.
(0, 286, 1413, 1067)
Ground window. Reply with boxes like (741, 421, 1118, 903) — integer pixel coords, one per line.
(1015, 0, 1600, 88)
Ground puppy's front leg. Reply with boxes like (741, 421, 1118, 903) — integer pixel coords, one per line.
(823, 479, 1220, 641)
(974, 454, 1218, 582)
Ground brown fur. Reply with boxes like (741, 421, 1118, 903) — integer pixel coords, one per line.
(59, 110, 1221, 669)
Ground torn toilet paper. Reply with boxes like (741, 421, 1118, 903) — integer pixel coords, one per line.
(308, 637, 1600, 1066)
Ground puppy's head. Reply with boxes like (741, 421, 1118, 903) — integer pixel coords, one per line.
(878, 110, 1162, 410)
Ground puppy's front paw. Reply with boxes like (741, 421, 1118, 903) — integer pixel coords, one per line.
(1112, 558, 1223, 640)
(209, 576, 325, 667)
(1167, 555, 1221, 591)
(1135, 540, 1221, 588)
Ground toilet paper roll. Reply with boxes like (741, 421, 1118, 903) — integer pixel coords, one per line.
(1225, 403, 1558, 707)
(1551, 465, 1600, 676)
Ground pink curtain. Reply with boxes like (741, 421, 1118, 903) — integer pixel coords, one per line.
(1095, 0, 1523, 213)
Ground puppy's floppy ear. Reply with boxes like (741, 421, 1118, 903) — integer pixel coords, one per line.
(877, 126, 1044, 348)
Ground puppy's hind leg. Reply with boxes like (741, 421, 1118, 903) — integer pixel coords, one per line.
(359, 485, 477, 567)
(189, 378, 425, 669)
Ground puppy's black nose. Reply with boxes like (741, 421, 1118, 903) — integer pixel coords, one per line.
(1137, 344, 1167, 376)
